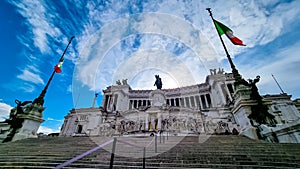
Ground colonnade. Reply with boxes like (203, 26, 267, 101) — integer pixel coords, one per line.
(128, 94, 212, 110)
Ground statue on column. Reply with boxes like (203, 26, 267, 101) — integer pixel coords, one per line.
(241, 76, 276, 125)
(154, 75, 162, 90)
(244, 76, 261, 100)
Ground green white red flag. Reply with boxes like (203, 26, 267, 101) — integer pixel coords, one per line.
(214, 19, 246, 46)
(54, 58, 64, 73)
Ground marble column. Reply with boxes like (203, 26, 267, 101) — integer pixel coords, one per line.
(225, 83, 233, 101)
(106, 96, 111, 110)
(204, 94, 209, 108)
(151, 116, 155, 131)
(217, 84, 226, 104)
(199, 95, 204, 109)
(145, 114, 149, 130)
(158, 113, 161, 130)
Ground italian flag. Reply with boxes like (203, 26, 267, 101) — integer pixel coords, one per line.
(214, 19, 246, 46)
(54, 58, 64, 73)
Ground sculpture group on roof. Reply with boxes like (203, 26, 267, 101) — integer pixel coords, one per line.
(116, 79, 128, 85)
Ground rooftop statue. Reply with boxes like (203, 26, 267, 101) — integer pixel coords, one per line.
(122, 79, 128, 85)
(210, 68, 224, 75)
(154, 75, 162, 89)
(116, 80, 121, 85)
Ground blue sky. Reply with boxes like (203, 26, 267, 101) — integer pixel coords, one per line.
(1, 0, 300, 134)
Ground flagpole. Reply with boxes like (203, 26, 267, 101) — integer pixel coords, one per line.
(33, 36, 75, 105)
(206, 8, 242, 82)
(92, 93, 99, 108)
(271, 74, 285, 94)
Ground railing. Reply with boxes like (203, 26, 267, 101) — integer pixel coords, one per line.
(54, 134, 161, 169)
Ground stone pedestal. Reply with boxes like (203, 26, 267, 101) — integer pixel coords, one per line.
(232, 84, 259, 139)
(13, 118, 44, 141)
(12, 104, 45, 142)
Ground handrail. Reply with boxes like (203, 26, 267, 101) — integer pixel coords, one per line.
(54, 139, 114, 169)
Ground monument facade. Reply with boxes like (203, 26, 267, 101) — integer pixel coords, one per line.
(60, 70, 300, 143)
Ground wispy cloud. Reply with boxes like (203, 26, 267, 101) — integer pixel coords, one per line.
(0, 102, 13, 121)
(75, 13, 219, 92)
(18, 83, 36, 93)
(67, 85, 72, 93)
(240, 41, 300, 99)
(200, 1, 300, 53)
(47, 117, 63, 122)
(17, 69, 44, 85)
(6, 0, 70, 94)
(65, 0, 300, 106)
(9, 0, 62, 53)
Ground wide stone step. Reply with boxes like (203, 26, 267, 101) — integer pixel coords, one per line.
(0, 135, 299, 169)
(63, 161, 299, 169)
(0, 161, 59, 167)
(0, 166, 54, 169)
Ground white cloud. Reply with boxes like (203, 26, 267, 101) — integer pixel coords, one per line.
(109, 49, 199, 89)
(67, 1, 299, 104)
(0, 102, 13, 121)
(47, 117, 64, 122)
(239, 41, 300, 99)
(37, 126, 60, 135)
(75, 13, 219, 92)
(47, 117, 54, 121)
(10, 0, 62, 53)
(8, 0, 67, 92)
(197, 0, 300, 57)
(67, 85, 72, 93)
(17, 69, 44, 85)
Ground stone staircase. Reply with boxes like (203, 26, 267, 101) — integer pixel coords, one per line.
(0, 135, 299, 168)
